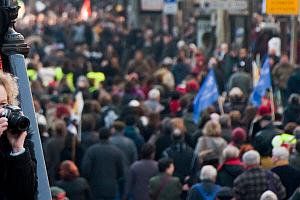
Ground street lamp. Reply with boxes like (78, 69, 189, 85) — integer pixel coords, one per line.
(0, 1, 51, 199)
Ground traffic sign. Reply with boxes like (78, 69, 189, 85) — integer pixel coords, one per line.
(201, 0, 248, 10)
(163, 0, 177, 15)
(266, 0, 299, 15)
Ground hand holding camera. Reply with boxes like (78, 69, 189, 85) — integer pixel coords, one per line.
(0, 105, 30, 153)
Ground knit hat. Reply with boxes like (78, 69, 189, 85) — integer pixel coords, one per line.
(231, 128, 247, 145)
(258, 105, 272, 117)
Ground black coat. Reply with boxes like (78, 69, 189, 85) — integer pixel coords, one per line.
(283, 104, 300, 126)
(81, 141, 124, 199)
(287, 68, 300, 96)
(0, 135, 37, 200)
(271, 165, 300, 199)
(252, 124, 280, 157)
(55, 177, 94, 200)
(216, 163, 244, 187)
(162, 142, 197, 183)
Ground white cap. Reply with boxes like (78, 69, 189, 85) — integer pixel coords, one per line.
(128, 100, 140, 107)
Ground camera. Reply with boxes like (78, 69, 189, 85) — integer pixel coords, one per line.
(1, 105, 30, 133)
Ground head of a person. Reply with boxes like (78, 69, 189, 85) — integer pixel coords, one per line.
(284, 122, 298, 134)
(219, 114, 231, 128)
(148, 88, 160, 101)
(231, 128, 247, 146)
(223, 145, 240, 161)
(239, 144, 254, 158)
(59, 160, 80, 181)
(272, 147, 289, 163)
(51, 186, 68, 200)
(81, 114, 96, 132)
(171, 128, 184, 142)
(242, 150, 260, 168)
(259, 116, 272, 129)
(112, 121, 125, 134)
(239, 48, 248, 59)
(158, 158, 174, 175)
(203, 120, 221, 137)
(200, 165, 217, 182)
(53, 119, 67, 137)
(134, 50, 144, 61)
(280, 53, 289, 63)
(0, 72, 19, 106)
(140, 143, 156, 160)
(221, 43, 229, 54)
(288, 93, 300, 105)
(229, 87, 243, 102)
(98, 127, 111, 140)
(170, 117, 187, 134)
(260, 190, 278, 200)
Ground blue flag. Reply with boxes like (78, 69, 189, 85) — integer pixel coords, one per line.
(193, 69, 219, 124)
(251, 58, 271, 107)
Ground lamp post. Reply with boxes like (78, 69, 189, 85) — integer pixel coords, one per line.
(0, 1, 51, 199)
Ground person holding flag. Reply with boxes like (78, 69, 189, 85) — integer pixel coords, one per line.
(193, 69, 220, 124)
(251, 58, 272, 108)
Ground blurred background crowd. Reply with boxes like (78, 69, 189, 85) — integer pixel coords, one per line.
(12, 0, 300, 199)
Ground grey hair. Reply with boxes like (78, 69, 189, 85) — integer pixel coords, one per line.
(272, 147, 289, 161)
(223, 145, 240, 160)
(200, 165, 217, 181)
(260, 190, 278, 200)
(242, 150, 260, 166)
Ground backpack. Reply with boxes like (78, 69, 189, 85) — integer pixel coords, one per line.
(193, 183, 220, 200)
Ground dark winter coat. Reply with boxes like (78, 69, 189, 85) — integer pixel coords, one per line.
(216, 159, 244, 187)
(55, 177, 94, 200)
(162, 142, 197, 183)
(124, 159, 158, 200)
(287, 68, 300, 96)
(271, 164, 300, 198)
(252, 123, 280, 157)
(0, 136, 37, 200)
(81, 140, 124, 200)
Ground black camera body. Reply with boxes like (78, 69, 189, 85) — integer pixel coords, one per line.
(1, 105, 30, 133)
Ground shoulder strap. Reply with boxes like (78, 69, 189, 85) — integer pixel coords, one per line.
(153, 175, 171, 200)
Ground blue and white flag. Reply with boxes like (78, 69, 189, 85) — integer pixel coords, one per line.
(251, 58, 271, 107)
(193, 69, 219, 124)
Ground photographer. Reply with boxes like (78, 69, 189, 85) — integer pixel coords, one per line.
(0, 72, 37, 199)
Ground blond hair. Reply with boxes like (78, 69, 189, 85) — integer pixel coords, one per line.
(0, 72, 19, 105)
(203, 120, 221, 137)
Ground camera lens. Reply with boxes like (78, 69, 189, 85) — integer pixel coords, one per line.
(16, 116, 30, 132)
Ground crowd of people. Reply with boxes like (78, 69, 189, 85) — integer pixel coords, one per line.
(12, 0, 300, 200)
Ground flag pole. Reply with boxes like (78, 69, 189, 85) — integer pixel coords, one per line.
(269, 86, 276, 121)
(218, 93, 225, 115)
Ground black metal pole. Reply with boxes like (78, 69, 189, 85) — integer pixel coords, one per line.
(0, 1, 51, 199)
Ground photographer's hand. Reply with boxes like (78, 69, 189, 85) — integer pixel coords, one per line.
(0, 116, 8, 138)
(7, 131, 27, 153)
